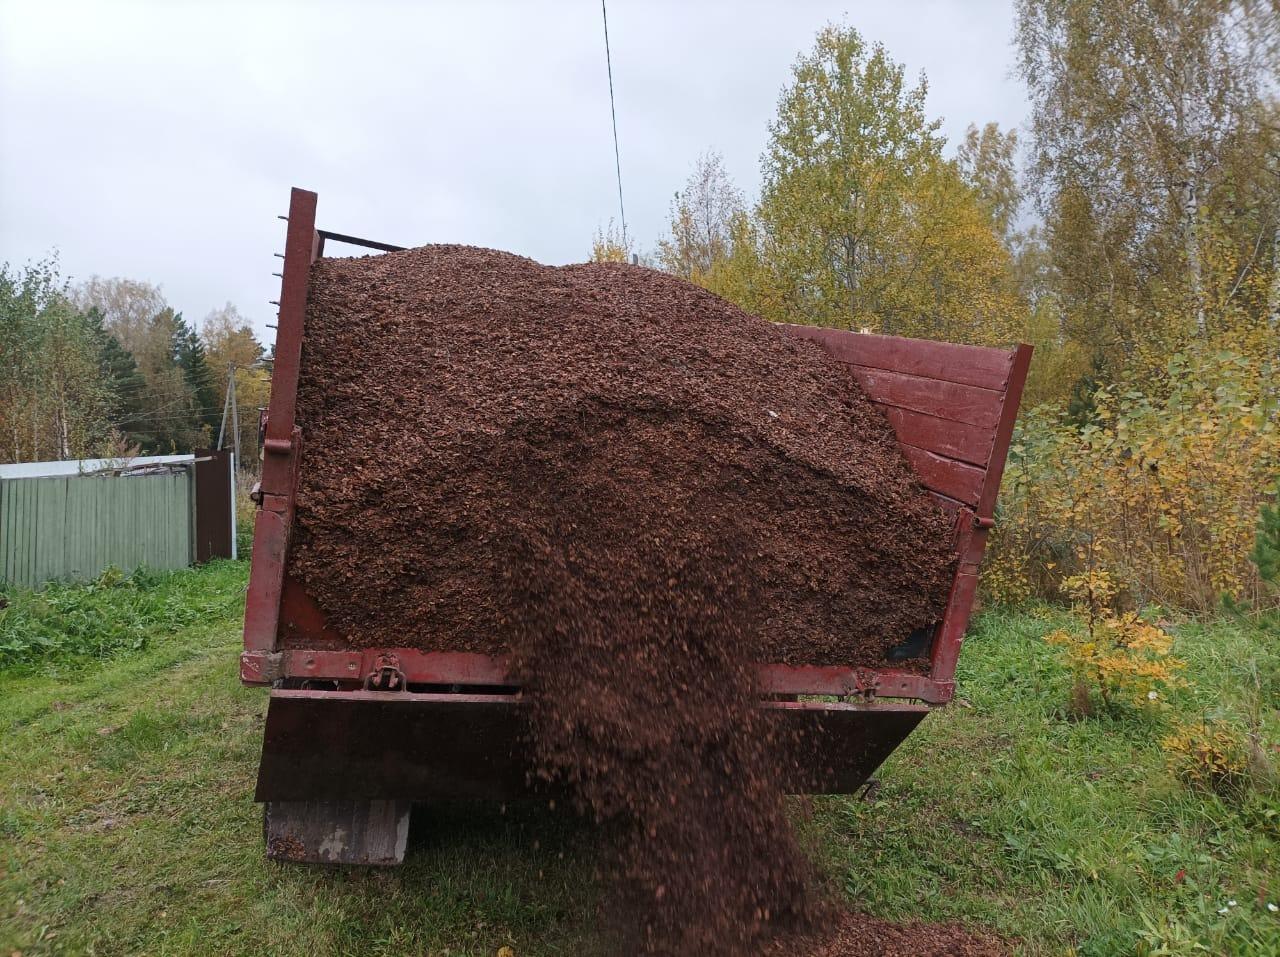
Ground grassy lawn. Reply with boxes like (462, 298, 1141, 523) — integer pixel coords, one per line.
(1, 561, 1277, 956)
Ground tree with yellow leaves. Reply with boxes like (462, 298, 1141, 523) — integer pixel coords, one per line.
(589, 220, 632, 264)
(201, 303, 269, 467)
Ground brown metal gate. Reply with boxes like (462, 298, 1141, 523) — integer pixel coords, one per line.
(194, 448, 234, 563)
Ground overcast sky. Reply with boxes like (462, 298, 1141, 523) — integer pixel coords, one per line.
(0, 0, 1027, 343)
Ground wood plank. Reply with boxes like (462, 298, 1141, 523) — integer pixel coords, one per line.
(264, 800, 410, 866)
(881, 406, 994, 466)
(902, 445, 984, 506)
(783, 325, 1016, 390)
(851, 366, 1003, 428)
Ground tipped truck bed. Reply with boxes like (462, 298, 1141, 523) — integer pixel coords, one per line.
(242, 188, 1031, 865)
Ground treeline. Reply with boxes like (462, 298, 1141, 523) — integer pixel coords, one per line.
(0, 259, 269, 466)
(611, 1, 1279, 608)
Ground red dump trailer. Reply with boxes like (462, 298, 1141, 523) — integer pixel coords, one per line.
(242, 188, 1032, 865)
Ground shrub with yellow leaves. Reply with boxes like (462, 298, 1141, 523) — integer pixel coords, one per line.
(986, 337, 1280, 611)
(1044, 570, 1184, 717)
(1161, 718, 1252, 795)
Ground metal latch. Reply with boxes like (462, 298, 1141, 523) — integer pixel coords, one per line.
(365, 654, 406, 691)
(848, 668, 881, 702)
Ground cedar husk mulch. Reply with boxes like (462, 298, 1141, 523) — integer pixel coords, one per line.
(290, 246, 955, 668)
(286, 247, 969, 955)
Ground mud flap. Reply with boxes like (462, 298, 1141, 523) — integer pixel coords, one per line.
(264, 799, 411, 866)
(254, 689, 929, 803)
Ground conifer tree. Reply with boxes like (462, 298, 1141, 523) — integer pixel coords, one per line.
(172, 312, 220, 437)
(1253, 481, 1280, 588)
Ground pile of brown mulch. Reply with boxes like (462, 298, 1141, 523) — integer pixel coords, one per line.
(290, 246, 955, 668)
(287, 247, 962, 955)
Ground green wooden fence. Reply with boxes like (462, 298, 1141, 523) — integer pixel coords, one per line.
(0, 472, 192, 589)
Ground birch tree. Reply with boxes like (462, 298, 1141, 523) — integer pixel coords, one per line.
(1016, 0, 1280, 356)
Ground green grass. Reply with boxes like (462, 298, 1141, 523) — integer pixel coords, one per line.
(1, 564, 1277, 955)
(0, 562, 246, 671)
(812, 606, 1280, 955)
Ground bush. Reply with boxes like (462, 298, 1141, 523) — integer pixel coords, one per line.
(1043, 569, 1183, 717)
(987, 341, 1280, 611)
(1252, 476, 1280, 589)
(235, 466, 259, 558)
(0, 561, 246, 671)
(1161, 717, 1252, 796)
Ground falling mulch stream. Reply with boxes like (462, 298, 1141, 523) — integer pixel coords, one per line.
(288, 247, 977, 954)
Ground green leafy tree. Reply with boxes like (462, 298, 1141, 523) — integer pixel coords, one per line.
(172, 312, 219, 439)
(0, 258, 118, 462)
(201, 303, 268, 462)
(756, 25, 1025, 343)
(590, 220, 634, 263)
(956, 122, 1023, 245)
(87, 307, 151, 451)
(71, 276, 168, 360)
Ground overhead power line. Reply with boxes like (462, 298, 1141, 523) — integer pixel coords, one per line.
(601, 0, 626, 245)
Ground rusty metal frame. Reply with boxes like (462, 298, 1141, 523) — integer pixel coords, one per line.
(315, 229, 406, 257)
(243, 188, 316, 658)
(241, 187, 1032, 710)
(925, 343, 1033, 696)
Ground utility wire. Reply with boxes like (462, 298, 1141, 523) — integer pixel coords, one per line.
(601, 0, 627, 246)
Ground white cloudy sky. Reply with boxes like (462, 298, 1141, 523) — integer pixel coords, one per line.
(0, 0, 1027, 342)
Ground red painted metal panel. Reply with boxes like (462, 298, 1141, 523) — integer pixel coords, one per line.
(278, 574, 345, 647)
(242, 647, 955, 703)
(782, 325, 1016, 390)
(847, 366, 1003, 429)
(900, 445, 985, 506)
(881, 406, 995, 467)
(262, 188, 318, 462)
(757, 664, 953, 703)
(925, 347, 1032, 686)
(929, 567, 981, 680)
(243, 507, 290, 652)
(917, 344, 1033, 687)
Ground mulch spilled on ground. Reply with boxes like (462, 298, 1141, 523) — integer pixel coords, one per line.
(289, 247, 964, 954)
(776, 911, 1007, 956)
